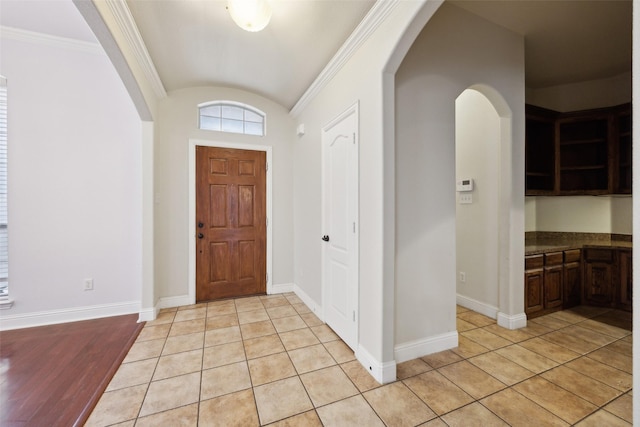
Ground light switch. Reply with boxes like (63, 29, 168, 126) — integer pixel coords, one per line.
(459, 193, 473, 204)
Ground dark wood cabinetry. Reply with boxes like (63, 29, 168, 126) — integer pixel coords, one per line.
(526, 246, 631, 317)
(525, 106, 556, 194)
(582, 248, 632, 311)
(558, 114, 610, 193)
(618, 250, 632, 310)
(525, 104, 631, 195)
(525, 251, 579, 318)
(583, 249, 614, 305)
(524, 255, 544, 316)
(563, 249, 582, 309)
(544, 253, 564, 309)
(616, 110, 632, 193)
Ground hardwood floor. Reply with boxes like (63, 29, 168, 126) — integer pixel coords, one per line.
(0, 314, 144, 427)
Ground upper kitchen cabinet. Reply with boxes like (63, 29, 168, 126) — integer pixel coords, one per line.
(525, 103, 632, 195)
(525, 105, 556, 194)
(616, 107, 632, 193)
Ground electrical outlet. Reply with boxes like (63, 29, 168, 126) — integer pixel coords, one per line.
(459, 272, 466, 283)
(84, 278, 94, 291)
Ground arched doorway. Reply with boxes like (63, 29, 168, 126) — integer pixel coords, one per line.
(455, 88, 501, 316)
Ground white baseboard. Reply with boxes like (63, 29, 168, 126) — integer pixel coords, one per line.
(356, 344, 396, 384)
(292, 283, 323, 321)
(157, 294, 191, 310)
(456, 294, 498, 319)
(0, 300, 140, 331)
(394, 331, 459, 364)
(270, 282, 295, 294)
(138, 306, 159, 322)
(497, 311, 527, 330)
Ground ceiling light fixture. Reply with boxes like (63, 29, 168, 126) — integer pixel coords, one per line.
(227, 0, 272, 32)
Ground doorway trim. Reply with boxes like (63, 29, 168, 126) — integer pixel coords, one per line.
(188, 139, 273, 304)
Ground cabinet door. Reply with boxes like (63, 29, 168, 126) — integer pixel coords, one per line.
(615, 108, 632, 194)
(618, 250, 632, 311)
(584, 261, 614, 306)
(563, 261, 582, 309)
(544, 265, 563, 309)
(558, 116, 610, 194)
(526, 107, 556, 195)
(525, 268, 544, 315)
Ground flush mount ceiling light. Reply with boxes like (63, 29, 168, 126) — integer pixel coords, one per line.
(227, 0, 272, 32)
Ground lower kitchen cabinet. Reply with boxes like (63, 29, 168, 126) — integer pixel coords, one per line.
(544, 252, 564, 309)
(563, 249, 582, 309)
(527, 246, 631, 316)
(583, 249, 614, 306)
(525, 252, 566, 318)
(524, 255, 544, 316)
(582, 248, 632, 311)
(618, 250, 632, 311)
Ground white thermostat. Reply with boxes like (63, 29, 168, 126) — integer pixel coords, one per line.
(456, 178, 474, 192)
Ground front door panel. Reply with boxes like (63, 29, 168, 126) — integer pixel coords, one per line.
(196, 146, 266, 301)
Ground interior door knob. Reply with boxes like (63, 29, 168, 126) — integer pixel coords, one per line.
(322, 235, 330, 242)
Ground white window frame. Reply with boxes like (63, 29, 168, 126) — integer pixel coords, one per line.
(198, 101, 266, 136)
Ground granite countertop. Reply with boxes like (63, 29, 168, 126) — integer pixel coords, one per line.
(525, 232, 632, 255)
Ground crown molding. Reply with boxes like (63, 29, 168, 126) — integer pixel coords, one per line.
(0, 26, 104, 55)
(290, 0, 399, 117)
(104, 0, 167, 99)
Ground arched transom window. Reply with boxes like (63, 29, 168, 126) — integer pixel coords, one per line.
(199, 101, 266, 136)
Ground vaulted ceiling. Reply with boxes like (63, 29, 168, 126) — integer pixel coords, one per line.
(0, 0, 632, 110)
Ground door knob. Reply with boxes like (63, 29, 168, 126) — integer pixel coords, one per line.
(198, 222, 204, 228)
(198, 233, 204, 239)
(322, 235, 330, 242)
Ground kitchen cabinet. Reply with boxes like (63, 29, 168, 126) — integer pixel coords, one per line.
(525, 251, 566, 318)
(544, 252, 563, 309)
(583, 248, 632, 311)
(616, 110, 632, 194)
(583, 249, 614, 306)
(525, 103, 631, 195)
(524, 255, 544, 316)
(557, 113, 611, 193)
(525, 106, 556, 194)
(563, 249, 582, 309)
(618, 250, 632, 311)
(526, 246, 631, 316)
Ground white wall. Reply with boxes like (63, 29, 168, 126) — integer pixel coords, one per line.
(530, 195, 632, 235)
(525, 197, 536, 232)
(612, 196, 633, 235)
(154, 87, 295, 304)
(534, 196, 612, 233)
(0, 31, 142, 328)
(455, 89, 500, 309)
(395, 3, 525, 344)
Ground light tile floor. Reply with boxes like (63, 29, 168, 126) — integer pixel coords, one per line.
(86, 294, 632, 426)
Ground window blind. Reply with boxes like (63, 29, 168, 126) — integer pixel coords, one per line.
(0, 77, 8, 298)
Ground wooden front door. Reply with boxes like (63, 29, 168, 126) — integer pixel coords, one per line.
(196, 146, 266, 301)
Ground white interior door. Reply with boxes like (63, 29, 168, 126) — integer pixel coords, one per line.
(322, 104, 359, 350)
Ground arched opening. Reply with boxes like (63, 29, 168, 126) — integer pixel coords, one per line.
(455, 89, 501, 313)
(455, 87, 506, 319)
